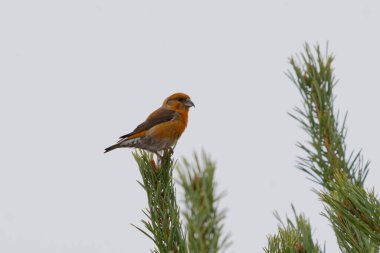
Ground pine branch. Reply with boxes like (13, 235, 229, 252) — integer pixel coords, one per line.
(287, 43, 368, 190)
(178, 151, 231, 253)
(319, 173, 380, 252)
(289, 43, 380, 252)
(133, 150, 187, 253)
(264, 205, 325, 253)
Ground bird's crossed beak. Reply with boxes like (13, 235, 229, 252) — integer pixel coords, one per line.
(184, 98, 195, 108)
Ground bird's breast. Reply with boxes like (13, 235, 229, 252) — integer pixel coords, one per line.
(148, 119, 186, 140)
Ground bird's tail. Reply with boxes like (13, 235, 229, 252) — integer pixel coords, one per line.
(104, 143, 120, 153)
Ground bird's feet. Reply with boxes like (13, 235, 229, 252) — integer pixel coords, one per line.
(151, 148, 173, 168)
(163, 147, 174, 157)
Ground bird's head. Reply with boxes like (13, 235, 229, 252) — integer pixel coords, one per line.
(163, 93, 195, 111)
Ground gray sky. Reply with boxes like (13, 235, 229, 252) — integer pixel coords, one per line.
(1, 1, 380, 252)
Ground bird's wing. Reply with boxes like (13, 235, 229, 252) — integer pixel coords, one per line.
(118, 108, 176, 140)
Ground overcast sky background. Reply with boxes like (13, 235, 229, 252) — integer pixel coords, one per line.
(1, 1, 380, 252)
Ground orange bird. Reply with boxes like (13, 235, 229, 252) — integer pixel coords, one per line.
(104, 93, 195, 155)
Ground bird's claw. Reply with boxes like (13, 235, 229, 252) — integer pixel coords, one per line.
(163, 148, 174, 158)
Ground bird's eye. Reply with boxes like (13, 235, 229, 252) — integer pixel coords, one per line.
(177, 98, 186, 102)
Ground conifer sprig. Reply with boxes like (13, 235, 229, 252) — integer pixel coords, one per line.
(319, 173, 380, 252)
(178, 152, 231, 253)
(288, 43, 380, 252)
(264, 205, 324, 253)
(133, 150, 187, 253)
(287, 44, 369, 190)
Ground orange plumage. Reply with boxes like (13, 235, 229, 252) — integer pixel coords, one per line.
(104, 93, 194, 154)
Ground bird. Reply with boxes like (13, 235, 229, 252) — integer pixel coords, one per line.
(104, 93, 195, 156)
